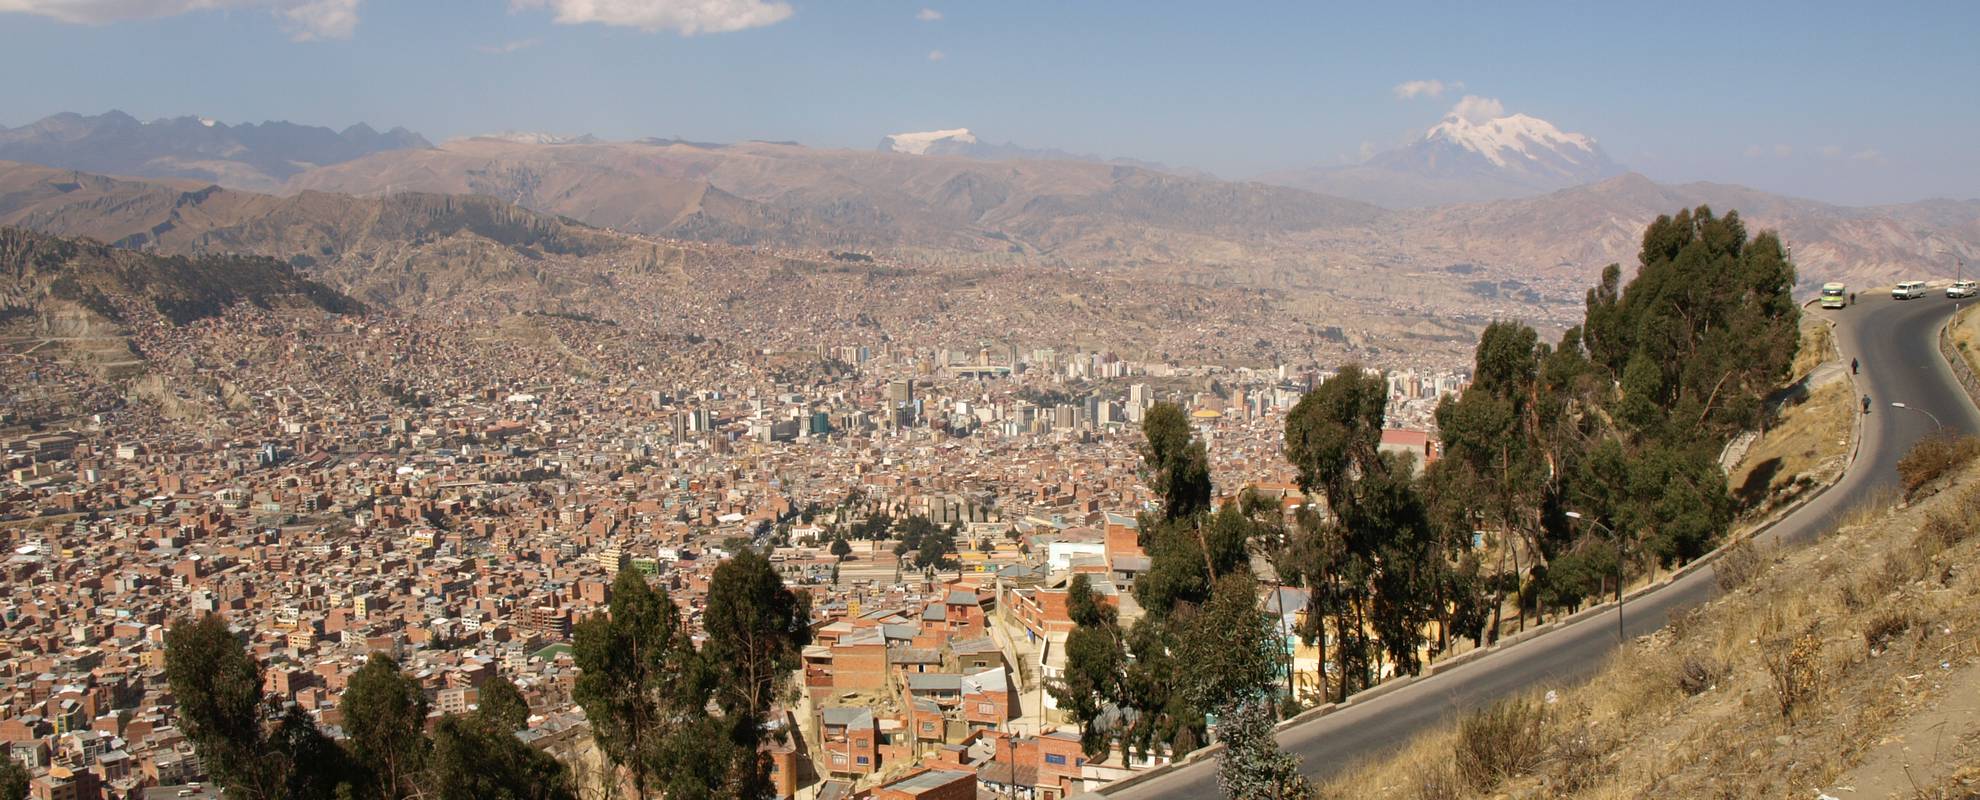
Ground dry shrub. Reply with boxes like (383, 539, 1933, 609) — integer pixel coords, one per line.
(1840, 484, 1900, 530)
(1838, 580, 1869, 613)
(1862, 610, 1912, 655)
(1546, 723, 1617, 793)
(1715, 536, 1764, 593)
(1453, 697, 1548, 792)
(1872, 549, 1929, 594)
(1409, 762, 1463, 800)
(1917, 510, 1976, 555)
(1841, 552, 1922, 611)
(1676, 653, 1727, 696)
(1813, 556, 1846, 582)
(1761, 633, 1823, 722)
(1667, 606, 1707, 642)
(1895, 433, 1980, 497)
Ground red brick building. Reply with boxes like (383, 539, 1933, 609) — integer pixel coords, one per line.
(818, 706, 878, 778)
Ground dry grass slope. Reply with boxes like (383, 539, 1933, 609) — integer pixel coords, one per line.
(1324, 443, 1980, 800)
(1728, 318, 1852, 516)
(1952, 301, 1980, 378)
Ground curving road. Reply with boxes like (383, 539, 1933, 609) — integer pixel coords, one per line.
(1106, 292, 1980, 798)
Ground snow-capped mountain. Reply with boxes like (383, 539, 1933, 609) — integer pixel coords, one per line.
(876, 128, 1210, 177)
(469, 131, 600, 146)
(1259, 107, 1625, 208)
(880, 128, 979, 155)
(1379, 112, 1616, 184)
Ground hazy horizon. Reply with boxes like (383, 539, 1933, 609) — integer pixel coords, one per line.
(1, 1, 1974, 206)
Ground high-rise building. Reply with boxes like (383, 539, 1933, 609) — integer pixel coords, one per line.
(598, 540, 625, 577)
(886, 380, 917, 425)
(1098, 400, 1120, 427)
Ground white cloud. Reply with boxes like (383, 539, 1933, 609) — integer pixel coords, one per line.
(916, 7, 939, 21)
(926, 48, 944, 61)
(478, 37, 540, 54)
(0, 0, 359, 39)
(1448, 95, 1504, 123)
(0, 0, 242, 25)
(279, 0, 354, 39)
(512, 0, 792, 34)
(1851, 148, 1884, 163)
(1393, 79, 1459, 100)
(1819, 144, 1843, 159)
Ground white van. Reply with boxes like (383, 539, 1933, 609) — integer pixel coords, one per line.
(1893, 281, 1928, 300)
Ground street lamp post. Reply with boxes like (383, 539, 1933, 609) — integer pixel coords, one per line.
(1890, 401, 1945, 431)
(1565, 511, 1624, 643)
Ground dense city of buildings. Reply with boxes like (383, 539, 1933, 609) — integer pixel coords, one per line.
(0, 288, 1469, 799)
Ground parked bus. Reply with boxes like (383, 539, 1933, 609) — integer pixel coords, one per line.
(1820, 282, 1848, 309)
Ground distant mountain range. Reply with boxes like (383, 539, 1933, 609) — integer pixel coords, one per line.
(275, 134, 1976, 292)
(1, 112, 1977, 313)
(1376, 172, 1980, 291)
(877, 128, 1212, 178)
(283, 136, 1381, 256)
(0, 160, 624, 310)
(0, 111, 430, 192)
(1261, 110, 1626, 208)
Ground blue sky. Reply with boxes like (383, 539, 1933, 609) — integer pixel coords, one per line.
(0, 0, 1974, 205)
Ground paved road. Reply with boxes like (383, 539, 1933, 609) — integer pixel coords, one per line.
(1107, 293, 1980, 798)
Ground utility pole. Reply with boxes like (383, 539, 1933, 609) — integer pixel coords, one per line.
(1271, 580, 1295, 707)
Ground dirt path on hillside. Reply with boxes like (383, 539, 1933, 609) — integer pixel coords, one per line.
(1825, 654, 1980, 798)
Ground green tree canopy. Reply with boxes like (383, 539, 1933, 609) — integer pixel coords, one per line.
(430, 715, 576, 800)
(344, 653, 431, 800)
(164, 614, 355, 800)
(1051, 575, 1125, 760)
(1215, 701, 1315, 800)
(702, 548, 813, 723)
(1142, 403, 1212, 520)
(1283, 365, 1387, 511)
(476, 675, 531, 733)
(572, 571, 709, 800)
(164, 615, 268, 795)
(0, 758, 23, 800)
(1067, 574, 1116, 628)
(1583, 206, 1798, 445)
(1175, 574, 1279, 712)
